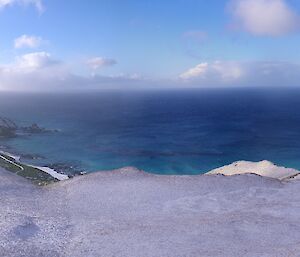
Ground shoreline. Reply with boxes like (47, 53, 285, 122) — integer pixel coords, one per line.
(1, 149, 300, 185)
(2, 117, 300, 182)
(0, 150, 69, 185)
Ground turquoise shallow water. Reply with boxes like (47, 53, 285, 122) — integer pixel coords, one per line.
(1, 88, 300, 174)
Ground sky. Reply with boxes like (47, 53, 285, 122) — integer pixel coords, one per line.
(0, 0, 300, 91)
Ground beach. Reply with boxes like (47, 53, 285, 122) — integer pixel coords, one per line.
(1, 164, 300, 257)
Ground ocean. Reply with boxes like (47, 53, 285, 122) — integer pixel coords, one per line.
(1, 88, 300, 175)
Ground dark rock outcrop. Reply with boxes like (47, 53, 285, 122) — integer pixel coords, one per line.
(0, 118, 17, 138)
(0, 117, 58, 138)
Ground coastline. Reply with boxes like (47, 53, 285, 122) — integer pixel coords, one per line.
(1, 148, 300, 185)
(1, 117, 300, 184)
(0, 150, 69, 185)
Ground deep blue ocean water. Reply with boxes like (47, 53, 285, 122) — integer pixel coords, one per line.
(1, 88, 300, 174)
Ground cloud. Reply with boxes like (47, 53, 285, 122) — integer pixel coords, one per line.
(0, 52, 65, 90)
(229, 0, 300, 36)
(180, 61, 244, 82)
(179, 61, 300, 87)
(15, 52, 59, 70)
(0, 0, 44, 14)
(0, 53, 142, 91)
(1, 52, 300, 91)
(86, 57, 117, 70)
(14, 35, 43, 49)
(179, 63, 209, 79)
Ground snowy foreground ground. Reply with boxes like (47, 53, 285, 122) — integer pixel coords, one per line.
(1, 163, 300, 257)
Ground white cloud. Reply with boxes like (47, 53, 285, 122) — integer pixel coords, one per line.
(16, 52, 58, 70)
(0, 0, 44, 14)
(87, 57, 117, 70)
(180, 61, 244, 82)
(1, 53, 300, 91)
(0, 53, 143, 91)
(212, 61, 244, 81)
(0, 0, 13, 7)
(179, 63, 209, 79)
(179, 61, 300, 87)
(14, 35, 43, 49)
(0, 52, 63, 90)
(229, 0, 299, 36)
